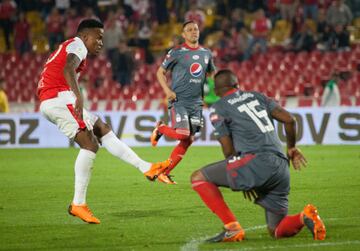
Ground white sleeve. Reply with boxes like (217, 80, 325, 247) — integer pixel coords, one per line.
(66, 39, 88, 61)
(267, 19, 272, 29)
(251, 21, 255, 31)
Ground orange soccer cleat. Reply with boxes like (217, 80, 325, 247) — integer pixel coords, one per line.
(68, 203, 100, 224)
(150, 121, 164, 147)
(144, 159, 171, 181)
(157, 173, 177, 184)
(302, 204, 326, 240)
(207, 222, 245, 243)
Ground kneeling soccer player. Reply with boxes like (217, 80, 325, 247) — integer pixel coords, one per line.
(191, 69, 326, 242)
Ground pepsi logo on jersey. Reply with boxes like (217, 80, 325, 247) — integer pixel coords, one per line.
(190, 63, 203, 77)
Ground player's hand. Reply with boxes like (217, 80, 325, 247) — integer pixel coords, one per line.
(287, 147, 307, 170)
(243, 189, 258, 201)
(75, 96, 84, 120)
(165, 89, 177, 102)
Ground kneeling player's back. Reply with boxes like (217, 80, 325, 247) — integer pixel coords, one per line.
(211, 90, 285, 157)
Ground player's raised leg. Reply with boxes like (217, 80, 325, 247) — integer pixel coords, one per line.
(93, 119, 170, 180)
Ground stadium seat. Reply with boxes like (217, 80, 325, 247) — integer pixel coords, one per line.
(340, 96, 352, 106)
(298, 96, 315, 107)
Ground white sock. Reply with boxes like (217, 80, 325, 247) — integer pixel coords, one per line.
(101, 131, 151, 173)
(72, 149, 96, 205)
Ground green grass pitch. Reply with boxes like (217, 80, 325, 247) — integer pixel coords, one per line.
(0, 145, 359, 251)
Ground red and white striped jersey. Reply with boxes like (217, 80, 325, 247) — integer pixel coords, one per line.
(37, 37, 88, 101)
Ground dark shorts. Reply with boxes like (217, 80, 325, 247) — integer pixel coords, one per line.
(201, 153, 290, 216)
(169, 101, 203, 134)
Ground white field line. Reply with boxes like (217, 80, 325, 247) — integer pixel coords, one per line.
(179, 216, 360, 251)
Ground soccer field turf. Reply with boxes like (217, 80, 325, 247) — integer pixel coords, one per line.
(0, 145, 359, 251)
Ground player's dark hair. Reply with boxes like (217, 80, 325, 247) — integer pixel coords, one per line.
(215, 69, 238, 88)
(77, 19, 104, 33)
(182, 20, 196, 30)
(215, 69, 233, 79)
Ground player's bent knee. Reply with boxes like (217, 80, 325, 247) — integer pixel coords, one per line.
(83, 143, 99, 153)
(75, 130, 99, 153)
(93, 119, 111, 137)
(175, 129, 191, 140)
(190, 170, 207, 182)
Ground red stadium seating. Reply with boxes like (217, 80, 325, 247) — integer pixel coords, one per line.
(2, 47, 359, 107)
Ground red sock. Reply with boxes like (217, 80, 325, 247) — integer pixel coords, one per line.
(275, 214, 304, 238)
(192, 180, 237, 225)
(165, 139, 192, 175)
(158, 125, 189, 140)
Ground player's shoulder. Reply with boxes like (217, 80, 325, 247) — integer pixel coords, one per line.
(170, 45, 184, 53)
(198, 45, 211, 52)
(211, 98, 227, 112)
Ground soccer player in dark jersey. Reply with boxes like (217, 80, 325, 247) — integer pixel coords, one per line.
(190, 69, 326, 242)
(150, 20, 216, 184)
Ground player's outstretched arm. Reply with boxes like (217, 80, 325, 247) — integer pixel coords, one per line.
(156, 66, 176, 101)
(64, 53, 83, 119)
(271, 106, 307, 170)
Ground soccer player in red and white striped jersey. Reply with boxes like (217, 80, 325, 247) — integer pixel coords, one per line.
(37, 19, 169, 224)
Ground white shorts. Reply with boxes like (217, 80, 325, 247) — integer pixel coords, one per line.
(40, 91, 98, 139)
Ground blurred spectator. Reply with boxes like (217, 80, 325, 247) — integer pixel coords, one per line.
(290, 11, 305, 37)
(46, 7, 64, 51)
(115, 7, 129, 33)
(80, 6, 99, 21)
(136, 14, 154, 64)
(112, 40, 134, 86)
(279, 0, 296, 21)
(327, 24, 350, 51)
(244, 9, 271, 60)
(172, 0, 190, 22)
(246, 0, 264, 13)
(326, 0, 352, 28)
(184, 3, 206, 32)
(321, 72, 341, 106)
(0, 0, 17, 51)
(237, 27, 252, 60)
(266, 0, 281, 25)
(287, 23, 315, 52)
(64, 8, 81, 38)
(40, 0, 54, 18)
(230, 8, 245, 31)
(303, 0, 318, 21)
(317, 24, 332, 50)
(14, 11, 31, 55)
(316, 8, 327, 37)
(347, 0, 360, 18)
(154, 0, 169, 24)
(104, 10, 123, 61)
(0, 78, 9, 113)
(55, 0, 70, 14)
(125, 0, 149, 22)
